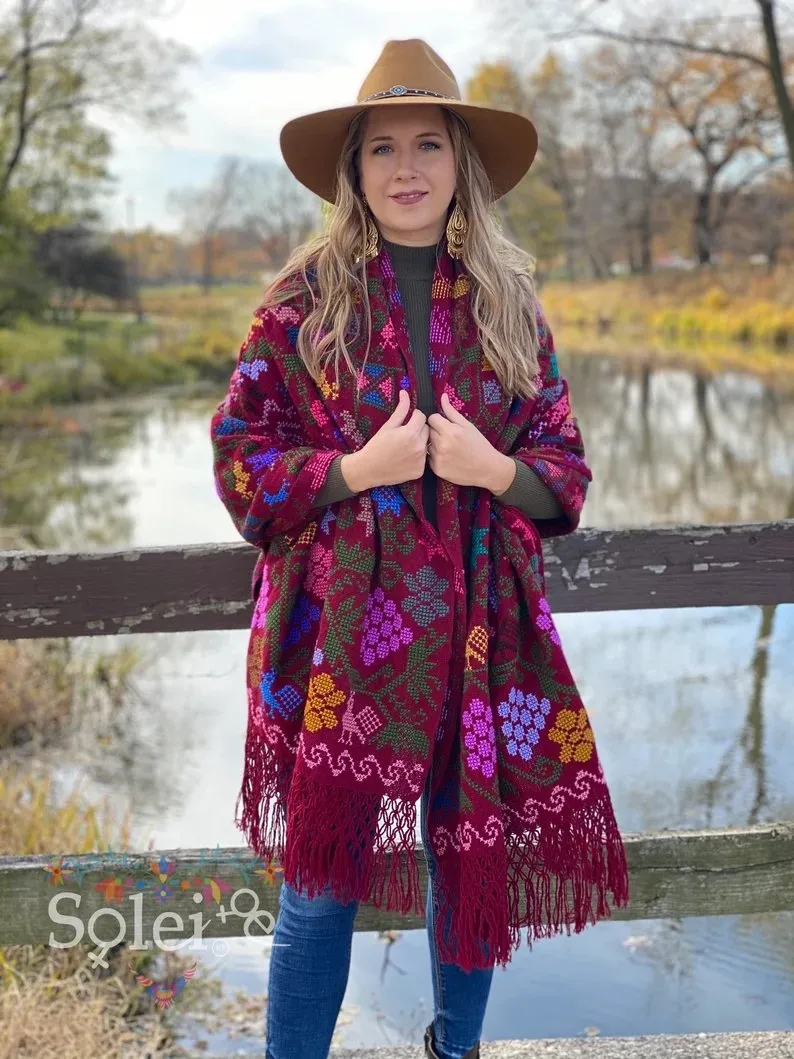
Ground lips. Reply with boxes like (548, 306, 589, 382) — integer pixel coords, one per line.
(391, 191, 428, 205)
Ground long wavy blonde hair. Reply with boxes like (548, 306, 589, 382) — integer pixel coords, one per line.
(264, 106, 541, 402)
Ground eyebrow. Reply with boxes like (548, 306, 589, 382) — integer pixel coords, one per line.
(368, 132, 444, 143)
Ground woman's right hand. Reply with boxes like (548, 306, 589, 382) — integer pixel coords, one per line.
(340, 390, 429, 491)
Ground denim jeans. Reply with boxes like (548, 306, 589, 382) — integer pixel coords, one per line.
(265, 772, 495, 1059)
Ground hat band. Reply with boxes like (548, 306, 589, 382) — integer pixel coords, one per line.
(360, 85, 455, 102)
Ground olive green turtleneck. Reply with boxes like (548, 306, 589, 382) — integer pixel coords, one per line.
(312, 238, 563, 525)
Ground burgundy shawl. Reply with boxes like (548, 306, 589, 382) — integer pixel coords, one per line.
(210, 246, 629, 971)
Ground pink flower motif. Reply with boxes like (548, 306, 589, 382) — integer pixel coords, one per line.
(536, 597, 561, 645)
(310, 399, 330, 426)
(442, 386, 465, 413)
(306, 542, 332, 596)
(462, 696, 496, 779)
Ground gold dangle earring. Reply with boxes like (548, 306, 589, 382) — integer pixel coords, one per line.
(365, 214, 380, 260)
(361, 195, 380, 260)
(446, 200, 467, 259)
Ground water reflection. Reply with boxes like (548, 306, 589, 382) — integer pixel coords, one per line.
(1, 356, 794, 1044)
(561, 355, 794, 527)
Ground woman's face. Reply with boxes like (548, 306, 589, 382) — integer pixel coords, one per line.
(358, 103, 456, 246)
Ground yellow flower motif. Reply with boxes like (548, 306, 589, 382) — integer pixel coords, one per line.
(432, 276, 451, 299)
(548, 708, 595, 763)
(233, 459, 252, 500)
(452, 276, 470, 298)
(465, 625, 488, 670)
(305, 673, 346, 732)
(318, 369, 340, 401)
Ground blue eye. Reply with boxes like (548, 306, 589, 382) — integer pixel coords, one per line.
(421, 141, 441, 150)
(373, 144, 391, 154)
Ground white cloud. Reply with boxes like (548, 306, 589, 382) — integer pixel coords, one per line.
(98, 0, 509, 230)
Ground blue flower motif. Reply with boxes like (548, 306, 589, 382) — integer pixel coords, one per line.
(371, 486, 405, 516)
(285, 593, 321, 647)
(214, 415, 246, 435)
(286, 325, 299, 347)
(483, 378, 502, 405)
(497, 688, 552, 762)
(240, 359, 268, 381)
(248, 447, 281, 471)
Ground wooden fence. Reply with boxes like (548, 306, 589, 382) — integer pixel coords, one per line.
(1, 518, 793, 952)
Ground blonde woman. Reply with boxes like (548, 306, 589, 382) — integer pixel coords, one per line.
(211, 38, 628, 1059)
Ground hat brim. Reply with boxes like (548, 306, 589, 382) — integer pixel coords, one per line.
(279, 96, 538, 203)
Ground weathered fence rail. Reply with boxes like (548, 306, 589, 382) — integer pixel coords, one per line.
(1, 520, 793, 640)
(1, 520, 793, 968)
(1, 821, 793, 947)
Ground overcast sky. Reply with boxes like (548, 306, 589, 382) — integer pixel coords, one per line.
(95, 0, 525, 233)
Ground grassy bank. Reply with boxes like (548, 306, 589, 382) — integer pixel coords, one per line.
(2, 268, 794, 426)
(541, 264, 794, 347)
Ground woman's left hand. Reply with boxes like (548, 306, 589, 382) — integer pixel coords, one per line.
(428, 392, 514, 492)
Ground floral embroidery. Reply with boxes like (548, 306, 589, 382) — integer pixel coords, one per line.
(305, 673, 346, 732)
(306, 542, 332, 597)
(498, 688, 552, 761)
(463, 697, 496, 779)
(536, 597, 561, 645)
(548, 708, 594, 763)
(403, 566, 449, 627)
(285, 593, 321, 647)
(361, 587, 413, 665)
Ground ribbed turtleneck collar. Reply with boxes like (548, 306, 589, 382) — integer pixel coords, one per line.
(381, 236, 439, 280)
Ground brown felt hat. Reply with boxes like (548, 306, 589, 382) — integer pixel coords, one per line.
(279, 38, 538, 204)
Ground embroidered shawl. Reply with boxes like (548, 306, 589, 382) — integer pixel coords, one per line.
(210, 246, 629, 971)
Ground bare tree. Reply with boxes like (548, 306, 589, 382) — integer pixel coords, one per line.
(168, 157, 244, 292)
(0, 0, 193, 202)
(493, 0, 794, 177)
(237, 161, 320, 268)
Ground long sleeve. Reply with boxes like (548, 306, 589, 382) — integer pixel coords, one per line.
(210, 306, 348, 548)
(311, 454, 359, 507)
(502, 303, 591, 539)
(493, 458, 564, 519)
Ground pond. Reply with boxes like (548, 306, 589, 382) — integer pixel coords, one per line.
(3, 349, 794, 1052)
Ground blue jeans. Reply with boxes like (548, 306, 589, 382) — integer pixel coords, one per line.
(265, 773, 494, 1059)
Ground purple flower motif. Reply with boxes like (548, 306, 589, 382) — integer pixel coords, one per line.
(536, 597, 561, 645)
(462, 697, 496, 779)
(497, 687, 552, 762)
(361, 587, 413, 665)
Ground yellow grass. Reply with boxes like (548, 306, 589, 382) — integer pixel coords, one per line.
(541, 265, 794, 348)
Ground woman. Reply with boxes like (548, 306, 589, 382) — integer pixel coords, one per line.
(211, 38, 629, 1059)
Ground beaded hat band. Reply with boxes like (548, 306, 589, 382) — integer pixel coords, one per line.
(279, 38, 538, 204)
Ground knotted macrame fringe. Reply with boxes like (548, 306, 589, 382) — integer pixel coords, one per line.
(236, 728, 629, 974)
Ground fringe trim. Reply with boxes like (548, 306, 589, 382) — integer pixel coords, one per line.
(236, 727, 629, 974)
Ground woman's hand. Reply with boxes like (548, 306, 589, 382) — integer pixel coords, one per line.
(428, 392, 516, 493)
(341, 389, 429, 491)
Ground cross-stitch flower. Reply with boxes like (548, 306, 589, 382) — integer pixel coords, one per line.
(43, 857, 73, 886)
(548, 708, 594, 763)
(285, 593, 321, 647)
(305, 672, 346, 732)
(536, 597, 561, 645)
(254, 861, 285, 886)
(498, 687, 552, 762)
(306, 543, 333, 597)
(463, 697, 496, 779)
(403, 566, 449, 627)
(361, 587, 413, 664)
